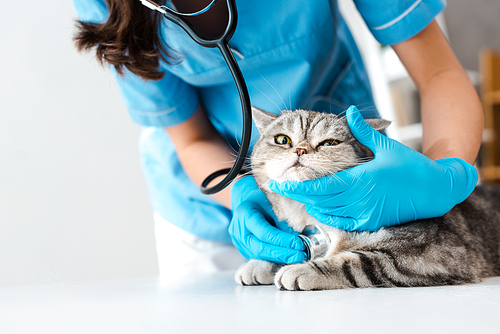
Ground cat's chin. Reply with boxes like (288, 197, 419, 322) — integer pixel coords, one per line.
(277, 166, 321, 182)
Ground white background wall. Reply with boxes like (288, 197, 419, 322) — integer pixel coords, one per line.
(0, 1, 159, 287)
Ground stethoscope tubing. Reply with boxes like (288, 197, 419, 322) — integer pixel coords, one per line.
(199, 42, 252, 194)
(140, 0, 252, 194)
(140, 0, 217, 18)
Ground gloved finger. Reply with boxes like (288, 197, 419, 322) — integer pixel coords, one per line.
(231, 238, 251, 260)
(268, 171, 358, 198)
(245, 233, 307, 264)
(231, 176, 262, 208)
(281, 185, 370, 209)
(304, 203, 355, 216)
(346, 105, 384, 153)
(274, 219, 301, 235)
(246, 207, 305, 251)
(305, 207, 358, 232)
(435, 157, 479, 203)
(269, 169, 371, 208)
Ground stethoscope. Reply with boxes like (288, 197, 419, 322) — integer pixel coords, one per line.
(139, 0, 251, 195)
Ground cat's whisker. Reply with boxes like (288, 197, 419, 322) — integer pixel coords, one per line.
(338, 169, 363, 183)
(227, 149, 238, 157)
(252, 83, 283, 113)
(337, 109, 347, 117)
(239, 171, 255, 178)
(217, 159, 237, 164)
(326, 173, 350, 187)
(355, 102, 371, 109)
(256, 69, 288, 110)
(355, 103, 377, 114)
(223, 136, 242, 158)
(336, 110, 348, 118)
(232, 128, 243, 149)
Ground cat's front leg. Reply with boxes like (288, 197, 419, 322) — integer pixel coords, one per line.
(235, 260, 282, 286)
(274, 252, 361, 290)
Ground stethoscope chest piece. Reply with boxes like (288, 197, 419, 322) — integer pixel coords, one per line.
(298, 225, 331, 261)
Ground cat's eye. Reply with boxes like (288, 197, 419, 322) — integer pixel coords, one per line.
(274, 134, 291, 145)
(318, 139, 341, 147)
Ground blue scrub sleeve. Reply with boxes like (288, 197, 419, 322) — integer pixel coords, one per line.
(72, 0, 199, 127)
(114, 71, 199, 127)
(353, 0, 446, 45)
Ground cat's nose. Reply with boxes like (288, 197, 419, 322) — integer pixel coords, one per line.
(296, 148, 307, 156)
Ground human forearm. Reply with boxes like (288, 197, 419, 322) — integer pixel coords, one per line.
(419, 69, 482, 164)
(166, 105, 241, 208)
(392, 20, 483, 165)
(175, 137, 238, 208)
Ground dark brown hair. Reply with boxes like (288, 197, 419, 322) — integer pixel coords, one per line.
(74, 0, 169, 81)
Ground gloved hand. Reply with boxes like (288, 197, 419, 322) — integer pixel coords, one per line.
(268, 105, 478, 232)
(229, 176, 306, 263)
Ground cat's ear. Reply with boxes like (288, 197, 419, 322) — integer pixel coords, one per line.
(365, 119, 391, 132)
(252, 106, 279, 133)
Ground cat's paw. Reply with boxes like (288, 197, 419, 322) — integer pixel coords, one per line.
(235, 260, 280, 286)
(275, 262, 331, 291)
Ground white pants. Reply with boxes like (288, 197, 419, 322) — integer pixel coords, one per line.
(154, 212, 246, 280)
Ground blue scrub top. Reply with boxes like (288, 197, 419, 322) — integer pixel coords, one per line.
(73, 0, 446, 244)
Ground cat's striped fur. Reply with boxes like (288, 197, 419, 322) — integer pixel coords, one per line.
(235, 108, 500, 290)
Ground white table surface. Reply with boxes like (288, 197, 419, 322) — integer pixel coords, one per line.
(1, 272, 499, 334)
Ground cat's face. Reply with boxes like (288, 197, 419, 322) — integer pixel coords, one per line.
(250, 107, 389, 183)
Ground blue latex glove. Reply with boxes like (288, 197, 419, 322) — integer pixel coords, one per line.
(269, 105, 478, 232)
(229, 176, 306, 264)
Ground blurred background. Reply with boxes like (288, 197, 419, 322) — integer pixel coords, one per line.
(0, 0, 499, 287)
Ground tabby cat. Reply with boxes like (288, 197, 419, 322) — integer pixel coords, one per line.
(235, 107, 500, 290)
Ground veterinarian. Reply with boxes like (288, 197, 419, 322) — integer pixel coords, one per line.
(73, 0, 482, 274)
